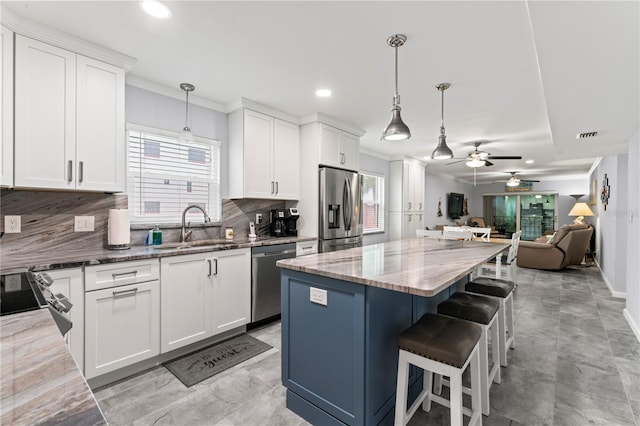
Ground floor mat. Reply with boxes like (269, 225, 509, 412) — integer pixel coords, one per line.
(163, 334, 272, 387)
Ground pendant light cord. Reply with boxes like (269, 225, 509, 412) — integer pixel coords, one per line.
(184, 89, 190, 131)
(394, 46, 399, 99)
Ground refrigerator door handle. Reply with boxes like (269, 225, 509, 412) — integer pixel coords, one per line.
(343, 177, 353, 231)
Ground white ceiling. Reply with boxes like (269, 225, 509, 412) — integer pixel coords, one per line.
(4, 1, 638, 185)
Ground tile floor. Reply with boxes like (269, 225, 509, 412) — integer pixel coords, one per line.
(94, 266, 640, 425)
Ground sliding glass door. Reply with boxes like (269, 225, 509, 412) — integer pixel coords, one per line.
(483, 193, 558, 241)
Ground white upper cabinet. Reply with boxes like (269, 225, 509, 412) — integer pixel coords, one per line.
(14, 35, 125, 192)
(318, 123, 359, 171)
(1, 25, 13, 187)
(389, 159, 425, 241)
(228, 107, 300, 200)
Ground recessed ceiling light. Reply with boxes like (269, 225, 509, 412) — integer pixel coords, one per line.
(525, 159, 535, 164)
(140, 0, 172, 19)
(315, 89, 332, 97)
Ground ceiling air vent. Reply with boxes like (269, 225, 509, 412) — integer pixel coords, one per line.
(576, 131, 598, 139)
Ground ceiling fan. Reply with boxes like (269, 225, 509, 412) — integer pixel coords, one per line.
(502, 171, 540, 187)
(447, 142, 522, 168)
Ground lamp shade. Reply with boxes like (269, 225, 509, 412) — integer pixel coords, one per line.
(382, 106, 411, 141)
(568, 202, 594, 217)
(431, 134, 453, 159)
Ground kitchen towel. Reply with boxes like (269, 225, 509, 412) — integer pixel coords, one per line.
(108, 209, 130, 246)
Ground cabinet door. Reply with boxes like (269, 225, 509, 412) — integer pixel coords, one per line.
(340, 131, 360, 171)
(85, 280, 160, 379)
(14, 35, 76, 189)
(211, 248, 251, 335)
(244, 110, 274, 198)
(402, 163, 413, 210)
(46, 268, 84, 371)
(76, 56, 125, 192)
(319, 124, 342, 168)
(160, 253, 213, 353)
(412, 164, 425, 211)
(1, 26, 13, 187)
(272, 119, 299, 200)
(402, 213, 416, 239)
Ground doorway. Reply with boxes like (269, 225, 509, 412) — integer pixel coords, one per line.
(483, 192, 558, 241)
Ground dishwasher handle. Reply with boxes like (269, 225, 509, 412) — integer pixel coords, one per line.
(252, 249, 297, 258)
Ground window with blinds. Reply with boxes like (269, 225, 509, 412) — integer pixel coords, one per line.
(361, 172, 384, 233)
(127, 126, 221, 224)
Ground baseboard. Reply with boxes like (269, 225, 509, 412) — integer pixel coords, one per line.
(623, 309, 640, 343)
(596, 262, 627, 299)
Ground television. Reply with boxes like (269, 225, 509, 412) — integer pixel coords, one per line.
(448, 192, 465, 219)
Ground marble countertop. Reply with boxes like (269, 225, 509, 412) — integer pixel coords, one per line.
(0, 309, 106, 425)
(277, 238, 510, 297)
(0, 235, 316, 274)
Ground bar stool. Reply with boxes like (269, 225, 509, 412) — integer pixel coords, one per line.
(394, 313, 482, 426)
(437, 292, 500, 416)
(466, 277, 515, 367)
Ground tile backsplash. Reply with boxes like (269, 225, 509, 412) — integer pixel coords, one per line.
(1, 190, 287, 255)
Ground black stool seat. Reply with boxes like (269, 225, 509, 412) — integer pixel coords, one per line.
(438, 292, 499, 325)
(398, 313, 482, 368)
(466, 277, 514, 298)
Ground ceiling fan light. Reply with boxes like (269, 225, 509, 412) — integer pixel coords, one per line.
(506, 177, 520, 187)
(382, 105, 411, 141)
(466, 158, 485, 168)
(431, 135, 453, 159)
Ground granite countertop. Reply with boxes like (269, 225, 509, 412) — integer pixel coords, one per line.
(0, 235, 316, 274)
(277, 237, 510, 297)
(0, 309, 106, 425)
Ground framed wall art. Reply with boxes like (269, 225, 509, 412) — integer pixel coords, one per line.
(601, 174, 610, 210)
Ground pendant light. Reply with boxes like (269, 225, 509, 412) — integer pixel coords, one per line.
(381, 34, 411, 141)
(179, 83, 195, 142)
(431, 83, 454, 159)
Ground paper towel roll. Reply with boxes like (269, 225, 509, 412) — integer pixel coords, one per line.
(108, 209, 130, 247)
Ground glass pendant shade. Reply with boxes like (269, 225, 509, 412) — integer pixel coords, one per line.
(382, 104, 411, 141)
(179, 127, 194, 143)
(179, 82, 195, 143)
(431, 134, 454, 159)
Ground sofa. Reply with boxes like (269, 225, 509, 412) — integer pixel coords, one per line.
(516, 223, 593, 270)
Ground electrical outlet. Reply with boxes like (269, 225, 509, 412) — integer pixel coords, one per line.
(74, 216, 95, 232)
(4, 215, 21, 233)
(256, 213, 263, 224)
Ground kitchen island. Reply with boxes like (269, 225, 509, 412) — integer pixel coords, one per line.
(277, 237, 509, 426)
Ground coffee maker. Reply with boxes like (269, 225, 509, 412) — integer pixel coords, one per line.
(270, 208, 299, 237)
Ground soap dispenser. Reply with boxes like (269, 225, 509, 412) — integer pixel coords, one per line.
(152, 225, 163, 246)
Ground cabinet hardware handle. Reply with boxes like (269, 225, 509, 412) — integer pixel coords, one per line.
(79, 161, 84, 183)
(302, 246, 312, 250)
(271, 181, 274, 194)
(408, 202, 412, 210)
(213, 258, 218, 276)
(68, 160, 73, 182)
(407, 214, 412, 222)
(112, 270, 138, 280)
(207, 259, 212, 277)
(275, 181, 279, 195)
(419, 202, 422, 210)
(112, 287, 138, 297)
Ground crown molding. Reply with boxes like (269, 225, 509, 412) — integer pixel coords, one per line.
(125, 75, 226, 112)
(359, 147, 393, 161)
(225, 98, 299, 124)
(299, 112, 366, 137)
(1, 5, 137, 71)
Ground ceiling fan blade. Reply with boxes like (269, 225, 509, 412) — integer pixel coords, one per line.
(445, 159, 466, 165)
(484, 160, 494, 167)
(486, 155, 522, 160)
(520, 179, 540, 183)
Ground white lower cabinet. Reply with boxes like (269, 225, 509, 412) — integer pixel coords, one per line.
(84, 261, 160, 379)
(211, 248, 251, 335)
(161, 248, 251, 353)
(160, 252, 213, 353)
(46, 268, 84, 371)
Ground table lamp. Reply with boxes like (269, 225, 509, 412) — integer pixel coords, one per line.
(568, 202, 594, 225)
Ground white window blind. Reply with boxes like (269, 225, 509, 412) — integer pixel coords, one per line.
(361, 172, 384, 233)
(127, 125, 221, 224)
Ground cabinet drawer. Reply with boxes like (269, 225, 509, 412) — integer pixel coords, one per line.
(85, 259, 159, 291)
(296, 240, 318, 256)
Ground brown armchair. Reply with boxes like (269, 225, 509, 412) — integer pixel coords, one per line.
(516, 224, 593, 271)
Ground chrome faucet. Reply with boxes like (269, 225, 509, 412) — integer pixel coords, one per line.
(180, 205, 212, 242)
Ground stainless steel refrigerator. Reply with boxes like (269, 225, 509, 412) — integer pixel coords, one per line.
(319, 166, 363, 252)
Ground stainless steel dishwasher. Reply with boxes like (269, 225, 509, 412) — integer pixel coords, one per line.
(251, 243, 296, 323)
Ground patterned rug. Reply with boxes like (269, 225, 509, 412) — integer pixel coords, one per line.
(163, 334, 272, 387)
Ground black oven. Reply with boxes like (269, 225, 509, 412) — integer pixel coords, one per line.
(1, 271, 73, 335)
